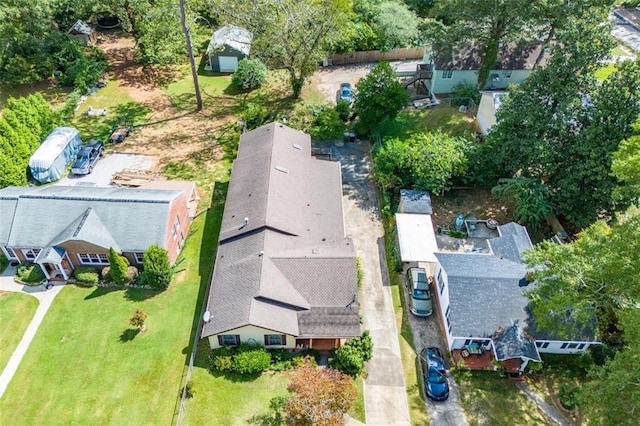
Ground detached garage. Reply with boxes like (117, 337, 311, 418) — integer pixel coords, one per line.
(206, 25, 252, 73)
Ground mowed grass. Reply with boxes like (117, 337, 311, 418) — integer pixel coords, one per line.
(162, 64, 234, 111)
(0, 81, 72, 109)
(0, 211, 214, 424)
(380, 107, 476, 140)
(455, 371, 552, 426)
(0, 292, 39, 373)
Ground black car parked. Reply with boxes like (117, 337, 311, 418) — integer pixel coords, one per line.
(71, 140, 104, 175)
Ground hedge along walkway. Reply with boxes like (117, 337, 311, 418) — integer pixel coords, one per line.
(0, 272, 64, 399)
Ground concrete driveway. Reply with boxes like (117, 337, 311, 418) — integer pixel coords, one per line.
(329, 140, 411, 425)
(56, 152, 155, 187)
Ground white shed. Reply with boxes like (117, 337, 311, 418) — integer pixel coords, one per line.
(396, 213, 439, 273)
(29, 127, 82, 183)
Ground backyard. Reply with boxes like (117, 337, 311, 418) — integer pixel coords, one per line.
(0, 292, 38, 373)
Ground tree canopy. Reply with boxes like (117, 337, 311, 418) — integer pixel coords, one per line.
(211, 0, 352, 98)
(353, 61, 409, 135)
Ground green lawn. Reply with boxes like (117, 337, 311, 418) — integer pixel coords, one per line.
(162, 64, 235, 111)
(70, 79, 151, 142)
(0, 81, 72, 109)
(380, 107, 476, 140)
(350, 376, 366, 423)
(455, 371, 552, 425)
(0, 208, 215, 424)
(0, 292, 39, 373)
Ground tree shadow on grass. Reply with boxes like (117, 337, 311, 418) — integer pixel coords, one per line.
(123, 287, 162, 302)
(112, 101, 152, 126)
(208, 368, 262, 383)
(83, 285, 122, 300)
(119, 328, 140, 342)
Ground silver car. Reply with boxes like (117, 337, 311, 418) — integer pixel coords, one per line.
(408, 267, 433, 316)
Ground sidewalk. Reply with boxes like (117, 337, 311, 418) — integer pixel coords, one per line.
(0, 269, 64, 398)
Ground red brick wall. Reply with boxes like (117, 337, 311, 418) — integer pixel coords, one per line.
(163, 193, 190, 263)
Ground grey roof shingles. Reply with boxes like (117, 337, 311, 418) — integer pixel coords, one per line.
(202, 122, 360, 339)
(488, 222, 533, 263)
(208, 25, 252, 56)
(434, 42, 545, 71)
(0, 185, 182, 252)
(399, 189, 432, 214)
(492, 324, 541, 361)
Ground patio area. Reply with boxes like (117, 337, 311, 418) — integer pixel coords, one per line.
(451, 349, 524, 377)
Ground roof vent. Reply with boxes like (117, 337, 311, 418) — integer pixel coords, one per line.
(244, 217, 249, 225)
(258, 251, 264, 257)
(292, 143, 302, 150)
(275, 165, 289, 173)
(312, 248, 319, 254)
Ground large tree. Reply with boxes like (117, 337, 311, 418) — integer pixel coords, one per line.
(483, 9, 640, 228)
(211, 0, 352, 98)
(353, 61, 409, 135)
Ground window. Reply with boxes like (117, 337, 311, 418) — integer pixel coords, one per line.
(77, 253, 109, 265)
(3, 246, 17, 259)
(133, 252, 145, 264)
(464, 339, 471, 346)
(445, 308, 452, 333)
(178, 233, 185, 250)
(437, 270, 445, 295)
(578, 343, 585, 350)
(541, 342, 549, 349)
(567, 343, 578, 349)
(442, 69, 453, 79)
(264, 334, 286, 346)
(561, 343, 568, 349)
(22, 248, 41, 261)
(503, 70, 513, 78)
(217, 335, 240, 346)
(172, 215, 181, 240)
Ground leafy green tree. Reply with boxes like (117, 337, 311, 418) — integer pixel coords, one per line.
(373, 131, 469, 194)
(309, 107, 345, 140)
(330, 331, 374, 376)
(492, 177, 554, 230)
(612, 119, 640, 204)
(353, 61, 409, 135)
(108, 247, 130, 285)
(375, 1, 421, 50)
(141, 245, 173, 289)
(212, 0, 352, 98)
(231, 58, 267, 90)
(523, 207, 640, 342)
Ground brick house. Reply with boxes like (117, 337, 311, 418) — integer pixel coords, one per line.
(0, 183, 197, 280)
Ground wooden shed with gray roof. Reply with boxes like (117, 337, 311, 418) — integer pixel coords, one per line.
(201, 122, 360, 351)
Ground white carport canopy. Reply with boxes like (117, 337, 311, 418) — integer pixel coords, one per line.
(395, 213, 438, 263)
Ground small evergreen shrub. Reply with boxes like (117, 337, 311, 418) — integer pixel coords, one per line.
(141, 245, 172, 289)
(335, 99, 352, 122)
(101, 266, 112, 283)
(16, 263, 46, 283)
(0, 254, 8, 273)
(232, 59, 267, 90)
(233, 348, 271, 374)
(209, 346, 235, 372)
(109, 247, 129, 285)
(74, 266, 99, 285)
(331, 344, 364, 377)
(125, 266, 138, 284)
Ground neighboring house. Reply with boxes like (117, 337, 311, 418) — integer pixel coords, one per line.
(420, 42, 545, 94)
(206, 25, 252, 72)
(201, 122, 361, 351)
(476, 91, 508, 136)
(68, 20, 97, 45)
(433, 222, 599, 371)
(0, 184, 196, 280)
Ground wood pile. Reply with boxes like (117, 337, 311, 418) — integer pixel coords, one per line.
(111, 169, 156, 187)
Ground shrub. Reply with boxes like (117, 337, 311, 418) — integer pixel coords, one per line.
(559, 384, 583, 410)
(109, 247, 129, 285)
(209, 346, 235, 372)
(356, 257, 364, 288)
(125, 266, 138, 284)
(233, 348, 272, 374)
(74, 266, 99, 285)
(101, 266, 112, 283)
(331, 344, 364, 377)
(241, 102, 270, 130)
(451, 81, 481, 107)
(0, 254, 8, 273)
(129, 309, 148, 330)
(140, 245, 173, 289)
(16, 263, 46, 283)
(232, 59, 267, 90)
(335, 99, 352, 122)
(310, 106, 345, 140)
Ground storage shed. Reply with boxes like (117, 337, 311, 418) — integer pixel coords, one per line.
(29, 127, 82, 183)
(206, 25, 252, 72)
(68, 20, 97, 45)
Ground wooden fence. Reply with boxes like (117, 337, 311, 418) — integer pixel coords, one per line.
(328, 47, 424, 65)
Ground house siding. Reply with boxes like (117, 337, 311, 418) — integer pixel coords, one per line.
(208, 325, 296, 349)
(430, 69, 532, 94)
(433, 264, 455, 350)
(536, 340, 596, 355)
(162, 193, 190, 263)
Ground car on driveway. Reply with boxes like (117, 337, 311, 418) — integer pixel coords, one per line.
(71, 140, 104, 175)
(408, 267, 433, 316)
(420, 346, 450, 401)
(339, 82, 353, 104)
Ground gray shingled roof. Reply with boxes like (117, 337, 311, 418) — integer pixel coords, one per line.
(202, 122, 359, 339)
(436, 252, 530, 338)
(434, 42, 545, 71)
(492, 324, 541, 362)
(399, 189, 432, 214)
(1, 186, 182, 252)
(298, 307, 361, 338)
(488, 222, 533, 263)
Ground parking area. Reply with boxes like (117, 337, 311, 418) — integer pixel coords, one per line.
(56, 152, 156, 187)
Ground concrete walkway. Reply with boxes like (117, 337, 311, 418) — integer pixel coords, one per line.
(0, 268, 64, 399)
(333, 140, 411, 425)
(516, 381, 573, 426)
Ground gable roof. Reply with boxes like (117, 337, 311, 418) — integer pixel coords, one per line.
(433, 42, 545, 71)
(202, 122, 360, 339)
(492, 324, 541, 362)
(0, 185, 183, 252)
(208, 25, 252, 56)
(68, 20, 94, 36)
(488, 222, 533, 263)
